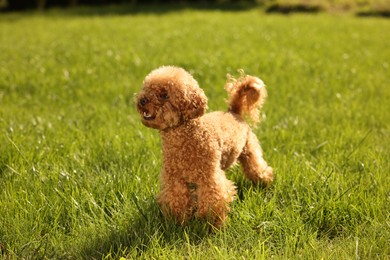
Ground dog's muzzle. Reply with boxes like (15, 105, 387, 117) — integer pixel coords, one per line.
(138, 97, 155, 121)
(142, 111, 154, 120)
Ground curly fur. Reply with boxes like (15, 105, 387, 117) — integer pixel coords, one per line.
(136, 66, 274, 227)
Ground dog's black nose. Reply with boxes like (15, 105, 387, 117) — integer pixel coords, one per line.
(139, 97, 148, 106)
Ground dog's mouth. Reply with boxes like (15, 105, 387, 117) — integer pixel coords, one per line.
(142, 110, 155, 121)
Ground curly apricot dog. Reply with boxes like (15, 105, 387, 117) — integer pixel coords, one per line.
(136, 66, 274, 227)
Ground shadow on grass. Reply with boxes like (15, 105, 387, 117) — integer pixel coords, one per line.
(84, 2, 256, 15)
(77, 166, 275, 259)
(120, 2, 390, 18)
(357, 10, 390, 17)
(78, 197, 211, 259)
(266, 4, 323, 14)
(1, 2, 257, 18)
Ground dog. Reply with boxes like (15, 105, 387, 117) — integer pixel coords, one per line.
(136, 66, 274, 227)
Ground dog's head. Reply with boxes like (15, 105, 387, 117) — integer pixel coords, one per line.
(136, 66, 208, 130)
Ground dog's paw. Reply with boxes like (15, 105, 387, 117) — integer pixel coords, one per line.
(258, 166, 274, 187)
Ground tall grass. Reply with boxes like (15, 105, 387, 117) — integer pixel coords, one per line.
(0, 6, 389, 259)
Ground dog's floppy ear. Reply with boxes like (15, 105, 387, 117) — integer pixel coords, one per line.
(181, 87, 208, 120)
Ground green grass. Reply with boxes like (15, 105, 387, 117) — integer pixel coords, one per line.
(1, 5, 389, 259)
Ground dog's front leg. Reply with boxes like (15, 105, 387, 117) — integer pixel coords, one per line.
(157, 176, 192, 225)
(194, 169, 236, 228)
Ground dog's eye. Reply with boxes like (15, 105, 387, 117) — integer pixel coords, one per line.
(159, 92, 169, 100)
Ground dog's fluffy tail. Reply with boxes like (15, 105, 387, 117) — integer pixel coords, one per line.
(225, 72, 267, 125)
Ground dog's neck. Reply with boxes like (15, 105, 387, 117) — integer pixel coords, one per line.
(160, 119, 199, 142)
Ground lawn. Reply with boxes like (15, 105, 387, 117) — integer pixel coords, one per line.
(0, 5, 389, 259)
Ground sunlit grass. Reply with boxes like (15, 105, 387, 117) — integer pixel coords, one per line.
(0, 6, 389, 259)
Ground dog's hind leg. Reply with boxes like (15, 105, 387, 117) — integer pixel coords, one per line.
(239, 131, 274, 187)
